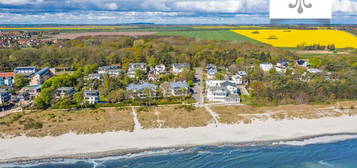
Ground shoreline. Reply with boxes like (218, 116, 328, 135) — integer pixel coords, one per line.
(2, 115, 357, 163)
(3, 132, 357, 165)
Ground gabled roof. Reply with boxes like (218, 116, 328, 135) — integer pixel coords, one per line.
(127, 83, 157, 91)
(173, 63, 190, 69)
(36, 67, 50, 76)
(170, 81, 188, 89)
(0, 72, 15, 78)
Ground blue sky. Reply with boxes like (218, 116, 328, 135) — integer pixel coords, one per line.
(0, 0, 356, 24)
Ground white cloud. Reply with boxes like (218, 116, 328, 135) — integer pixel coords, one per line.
(0, 0, 31, 5)
(333, 0, 357, 14)
(105, 2, 118, 10)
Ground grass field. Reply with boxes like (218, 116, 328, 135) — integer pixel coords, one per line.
(156, 30, 261, 43)
(232, 29, 357, 48)
(212, 101, 357, 124)
(0, 107, 134, 138)
(135, 105, 213, 129)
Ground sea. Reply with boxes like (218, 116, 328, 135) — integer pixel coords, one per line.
(2, 134, 357, 168)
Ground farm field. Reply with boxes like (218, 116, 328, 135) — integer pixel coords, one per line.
(232, 29, 357, 48)
(156, 30, 261, 43)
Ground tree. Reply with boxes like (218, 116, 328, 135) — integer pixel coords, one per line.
(14, 74, 30, 88)
(107, 89, 126, 103)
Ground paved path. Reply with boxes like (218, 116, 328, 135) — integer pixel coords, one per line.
(193, 67, 204, 105)
(131, 107, 142, 131)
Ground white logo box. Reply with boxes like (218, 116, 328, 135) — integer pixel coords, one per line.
(270, 0, 332, 19)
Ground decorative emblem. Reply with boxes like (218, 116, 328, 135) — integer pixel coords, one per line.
(289, 0, 312, 14)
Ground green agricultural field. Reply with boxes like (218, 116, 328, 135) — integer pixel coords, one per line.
(156, 30, 261, 43)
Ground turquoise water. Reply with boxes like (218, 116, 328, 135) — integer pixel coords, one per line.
(3, 136, 357, 168)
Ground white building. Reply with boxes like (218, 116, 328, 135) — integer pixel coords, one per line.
(98, 65, 121, 77)
(206, 80, 240, 103)
(172, 63, 190, 74)
(232, 71, 248, 85)
(154, 64, 166, 74)
(296, 60, 309, 67)
(207, 64, 218, 79)
(260, 63, 273, 72)
(128, 63, 147, 78)
(83, 90, 100, 104)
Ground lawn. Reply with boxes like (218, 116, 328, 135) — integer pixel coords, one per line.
(232, 29, 357, 48)
(156, 30, 261, 43)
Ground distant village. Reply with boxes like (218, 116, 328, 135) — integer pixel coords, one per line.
(0, 57, 328, 111)
(0, 31, 54, 48)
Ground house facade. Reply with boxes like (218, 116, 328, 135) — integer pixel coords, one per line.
(154, 64, 166, 74)
(128, 63, 147, 78)
(206, 80, 240, 103)
(30, 67, 53, 85)
(98, 65, 121, 77)
(259, 63, 273, 72)
(20, 85, 41, 99)
(83, 90, 100, 104)
(231, 71, 248, 85)
(55, 87, 75, 99)
(0, 72, 15, 86)
(172, 63, 190, 74)
(0, 89, 10, 105)
(126, 83, 157, 99)
(161, 81, 189, 97)
(14, 66, 37, 76)
(207, 64, 218, 79)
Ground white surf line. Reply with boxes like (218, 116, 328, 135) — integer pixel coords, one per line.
(204, 104, 220, 127)
(131, 107, 142, 131)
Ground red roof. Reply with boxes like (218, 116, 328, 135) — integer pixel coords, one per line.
(0, 72, 15, 78)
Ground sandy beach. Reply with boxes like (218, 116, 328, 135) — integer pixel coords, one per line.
(1, 115, 357, 163)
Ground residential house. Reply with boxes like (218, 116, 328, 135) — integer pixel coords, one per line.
(19, 85, 41, 99)
(207, 64, 218, 79)
(128, 63, 147, 78)
(147, 71, 158, 81)
(0, 72, 15, 86)
(231, 71, 248, 85)
(172, 63, 190, 74)
(0, 89, 10, 105)
(85, 73, 103, 81)
(126, 83, 157, 99)
(296, 60, 309, 67)
(55, 87, 75, 99)
(275, 66, 287, 74)
(154, 64, 166, 75)
(30, 67, 54, 85)
(83, 90, 100, 104)
(14, 66, 37, 76)
(276, 60, 290, 67)
(206, 80, 240, 103)
(161, 81, 190, 97)
(98, 65, 121, 77)
(307, 68, 323, 74)
(259, 63, 273, 72)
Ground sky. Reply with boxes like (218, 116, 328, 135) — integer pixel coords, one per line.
(0, 0, 356, 24)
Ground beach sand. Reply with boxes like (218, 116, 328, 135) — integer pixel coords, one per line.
(1, 115, 357, 162)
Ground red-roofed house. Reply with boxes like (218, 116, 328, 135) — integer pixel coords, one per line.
(0, 72, 15, 86)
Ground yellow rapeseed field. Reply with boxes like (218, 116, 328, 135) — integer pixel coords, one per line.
(232, 29, 357, 48)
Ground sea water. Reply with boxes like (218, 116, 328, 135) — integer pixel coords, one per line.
(3, 135, 357, 168)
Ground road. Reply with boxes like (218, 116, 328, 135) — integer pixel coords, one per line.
(193, 67, 204, 105)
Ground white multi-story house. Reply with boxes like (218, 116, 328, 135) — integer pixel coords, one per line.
(128, 63, 147, 78)
(126, 83, 158, 99)
(206, 80, 240, 103)
(154, 64, 166, 75)
(172, 63, 190, 74)
(231, 71, 248, 85)
(55, 87, 75, 99)
(83, 90, 100, 104)
(98, 65, 121, 77)
(276, 60, 290, 67)
(161, 81, 190, 97)
(85, 73, 103, 81)
(260, 63, 273, 72)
